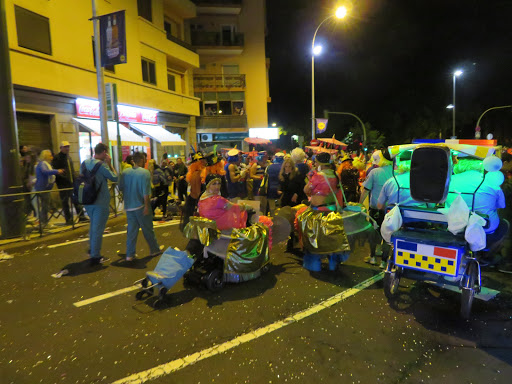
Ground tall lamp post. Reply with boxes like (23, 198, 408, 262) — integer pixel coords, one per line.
(451, 69, 463, 138)
(311, 6, 347, 140)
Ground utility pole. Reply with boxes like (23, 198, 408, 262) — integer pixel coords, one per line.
(92, 0, 109, 144)
(0, 0, 24, 238)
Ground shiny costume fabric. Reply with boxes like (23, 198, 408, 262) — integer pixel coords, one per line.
(184, 217, 270, 283)
(296, 207, 351, 255)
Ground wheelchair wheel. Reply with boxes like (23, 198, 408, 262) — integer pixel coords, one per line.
(460, 261, 478, 319)
(383, 266, 401, 299)
(205, 269, 224, 292)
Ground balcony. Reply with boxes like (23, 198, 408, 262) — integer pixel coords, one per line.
(193, 74, 245, 91)
(191, 31, 244, 55)
(192, 0, 242, 15)
(166, 32, 196, 52)
(197, 115, 247, 129)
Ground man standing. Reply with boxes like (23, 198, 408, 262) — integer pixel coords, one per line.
(174, 157, 188, 202)
(83, 143, 118, 265)
(359, 148, 394, 267)
(52, 141, 87, 225)
(119, 152, 162, 261)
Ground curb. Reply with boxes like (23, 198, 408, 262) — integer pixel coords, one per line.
(1, 215, 127, 254)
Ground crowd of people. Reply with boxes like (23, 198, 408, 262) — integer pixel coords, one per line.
(18, 141, 512, 273)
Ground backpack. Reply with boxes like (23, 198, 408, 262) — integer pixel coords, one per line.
(72, 161, 103, 205)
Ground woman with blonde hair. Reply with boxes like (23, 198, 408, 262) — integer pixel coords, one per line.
(278, 158, 305, 207)
(35, 150, 63, 227)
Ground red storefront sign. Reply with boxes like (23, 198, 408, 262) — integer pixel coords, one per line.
(76, 98, 158, 124)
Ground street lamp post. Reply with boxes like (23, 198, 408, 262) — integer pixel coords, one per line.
(452, 70, 463, 138)
(311, 6, 347, 141)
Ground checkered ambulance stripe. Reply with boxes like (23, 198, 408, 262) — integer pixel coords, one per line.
(394, 240, 459, 276)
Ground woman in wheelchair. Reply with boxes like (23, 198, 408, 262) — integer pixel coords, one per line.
(198, 174, 251, 231)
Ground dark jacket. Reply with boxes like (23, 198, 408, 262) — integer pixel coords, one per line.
(52, 151, 75, 188)
(279, 173, 306, 207)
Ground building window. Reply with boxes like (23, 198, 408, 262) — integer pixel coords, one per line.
(164, 19, 180, 40)
(141, 58, 156, 85)
(137, 0, 152, 22)
(15, 6, 52, 55)
(167, 73, 176, 91)
(91, 37, 115, 73)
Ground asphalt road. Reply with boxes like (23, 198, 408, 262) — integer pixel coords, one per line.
(1, 220, 512, 384)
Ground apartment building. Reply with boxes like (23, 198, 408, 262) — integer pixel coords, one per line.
(6, 0, 201, 166)
(188, 0, 270, 150)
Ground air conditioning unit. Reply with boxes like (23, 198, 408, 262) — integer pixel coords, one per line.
(200, 133, 213, 142)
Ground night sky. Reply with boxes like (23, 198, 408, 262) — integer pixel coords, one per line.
(266, 0, 512, 146)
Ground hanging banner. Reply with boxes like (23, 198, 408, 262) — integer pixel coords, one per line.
(316, 118, 328, 134)
(99, 10, 127, 67)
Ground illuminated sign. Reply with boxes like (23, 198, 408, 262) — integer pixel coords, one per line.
(76, 98, 158, 124)
(249, 128, 279, 140)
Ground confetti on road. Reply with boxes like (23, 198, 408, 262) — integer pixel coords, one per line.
(111, 272, 384, 384)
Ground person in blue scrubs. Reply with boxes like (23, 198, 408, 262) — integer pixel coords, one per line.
(118, 152, 161, 261)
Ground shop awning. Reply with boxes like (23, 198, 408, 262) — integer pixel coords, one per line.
(73, 118, 149, 147)
(129, 123, 186, 146)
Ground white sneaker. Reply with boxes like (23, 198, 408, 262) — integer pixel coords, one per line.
(364, 256, 377, 265)
(126, 255, 135, 261)
(379, 261, 386, 269)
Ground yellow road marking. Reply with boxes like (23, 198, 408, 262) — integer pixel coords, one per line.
(73, 285, 142, 307)
(111, 272, 384, 384)
(48, 220, 180, 248)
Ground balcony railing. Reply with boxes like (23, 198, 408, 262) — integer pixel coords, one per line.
(192, 0, 242, 5)
(166, 33, 196, 52)
(191, 31, 244, 47)
(197, 115, 247, 129)
(193, 74, 245, 90)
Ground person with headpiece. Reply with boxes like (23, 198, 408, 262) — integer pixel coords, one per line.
(264, 152, 285, 215)
(181, 152, 206, 230)
(359, 147, 394, 267)
(248, 151, 268, 200)
(202, 148, 227, 196)
(337, 155, 361, 203)
(291, 147, 310, 182)
(366, 150, 381, 177)
(224, 148, 245, 199)
(295, 151, 350, 271)
(198, 174, 249, 230)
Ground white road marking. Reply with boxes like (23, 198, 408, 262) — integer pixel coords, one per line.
(48, 220, 180, 248)
(111, 272, 384, 384)
(73, 285, 142, 307)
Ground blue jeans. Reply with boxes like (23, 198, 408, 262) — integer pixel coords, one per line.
(126, 208, 160, 257)
(84, 205, 110, 258)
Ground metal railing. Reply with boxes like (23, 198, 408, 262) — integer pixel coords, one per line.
(0, 183, 124, 239)
(193, 74, 246, 90)
(191, 31, 244, 47)
(165, 33, 196, 52)
(196, 115, 247, 129)
(192, 0, 242, 5)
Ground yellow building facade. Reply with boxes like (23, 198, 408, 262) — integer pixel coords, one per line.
(6, 0, 201, 166)
(188, 0, 270, 150)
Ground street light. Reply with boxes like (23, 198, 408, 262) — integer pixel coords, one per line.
(451, 69, 463, 138)
(311, 6, 348, 140)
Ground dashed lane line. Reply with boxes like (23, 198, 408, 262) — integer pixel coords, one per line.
(111, 272, 384, 384)
(47, 220, 180, 248)
(73, 285, 142, 307)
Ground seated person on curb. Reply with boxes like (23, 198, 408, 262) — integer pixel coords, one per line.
(198, 174, 250, 231)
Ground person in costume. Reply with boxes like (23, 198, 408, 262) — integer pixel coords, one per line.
(248, 151, 268, 198)
(198, 174, 249, 230)
(201, 148, 227, 197)
(224, 148, 245, 199)
(337, 155, 361, 203)
(181, 152, 206, 230)
(296, 152, 350, 271)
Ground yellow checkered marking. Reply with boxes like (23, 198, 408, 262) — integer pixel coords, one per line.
(395, 251, 457, 276)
